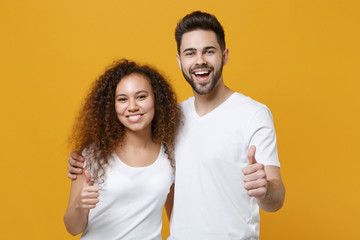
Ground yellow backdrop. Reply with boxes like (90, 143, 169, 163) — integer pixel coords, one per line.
(1, 0, 359, 239)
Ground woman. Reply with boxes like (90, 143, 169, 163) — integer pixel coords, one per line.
(63, 59, 181, 239)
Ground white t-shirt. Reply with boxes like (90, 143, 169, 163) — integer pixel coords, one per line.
(81, 145, 174, 240)
(169, 93, 280, 240)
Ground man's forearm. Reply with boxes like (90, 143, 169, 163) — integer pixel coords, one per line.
(257, 178, 285, 212)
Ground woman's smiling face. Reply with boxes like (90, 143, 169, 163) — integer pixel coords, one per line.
(115, 73, 155, 134)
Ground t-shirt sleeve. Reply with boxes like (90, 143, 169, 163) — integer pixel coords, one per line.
(247, 106, 280, 167)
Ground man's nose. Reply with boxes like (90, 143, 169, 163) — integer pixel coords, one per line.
(195, 53, 207, 65)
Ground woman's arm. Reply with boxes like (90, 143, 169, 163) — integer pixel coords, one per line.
(63, 170, 99, 235)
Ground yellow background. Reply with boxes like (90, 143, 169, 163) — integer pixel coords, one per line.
(1, 0, 359, 239)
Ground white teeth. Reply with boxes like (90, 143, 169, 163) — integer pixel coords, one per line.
(128, 115, 141, 121)
(195, 71, 209, 75)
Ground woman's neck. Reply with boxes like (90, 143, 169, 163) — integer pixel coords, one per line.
(120, 128, 155, 150)
(115, 128, 161, 167)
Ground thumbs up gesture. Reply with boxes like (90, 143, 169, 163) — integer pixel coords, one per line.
(79, 170, 99, 209)
(243, 146, 268, 199)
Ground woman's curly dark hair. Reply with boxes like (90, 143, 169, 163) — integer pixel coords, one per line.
(69, 59, 181, 183)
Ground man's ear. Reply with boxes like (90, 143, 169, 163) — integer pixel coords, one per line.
(223, 49, 229, 66)
(176, 53, 182, 70)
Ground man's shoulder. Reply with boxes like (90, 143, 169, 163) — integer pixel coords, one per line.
(231, 92, 269, 112)
(177, 93, 271, 115)
(178, 96, 194, 109)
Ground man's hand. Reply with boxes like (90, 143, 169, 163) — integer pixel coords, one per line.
(243, 145, 285, 212)
(68, 151, 85, 180)
(243, 146, 268, 199)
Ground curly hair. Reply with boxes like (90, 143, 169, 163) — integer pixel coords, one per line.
(69, 59, 181, 183)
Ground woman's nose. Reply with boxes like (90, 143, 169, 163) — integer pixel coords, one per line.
(127, 99, 139, 112)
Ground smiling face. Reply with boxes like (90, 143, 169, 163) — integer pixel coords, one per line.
(177, 30, 229, 95)
(115, 73, 155, 134)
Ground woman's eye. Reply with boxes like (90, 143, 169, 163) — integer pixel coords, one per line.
(117, 97, 127, 102)
(137, 95, 147, 100)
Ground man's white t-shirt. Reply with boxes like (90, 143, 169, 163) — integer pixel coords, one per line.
(169, 93, 280, 240)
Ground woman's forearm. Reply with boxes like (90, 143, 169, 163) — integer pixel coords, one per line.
(64, 175, 89, 235)
(64, 201, 88, 235)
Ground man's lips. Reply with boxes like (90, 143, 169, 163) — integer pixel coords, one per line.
(192, 69, 212, 82)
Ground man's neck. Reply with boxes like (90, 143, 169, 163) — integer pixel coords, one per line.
(193, 80, 234, 117)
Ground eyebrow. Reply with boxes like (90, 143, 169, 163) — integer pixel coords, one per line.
(182, 46, 217, 54)
(116, 90, 148, 98)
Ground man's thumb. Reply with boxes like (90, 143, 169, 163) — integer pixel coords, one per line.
(247, 145, 257, 165)
(84, 170, 92, 185)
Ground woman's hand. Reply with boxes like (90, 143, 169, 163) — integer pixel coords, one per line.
(79, 170, 99, 210)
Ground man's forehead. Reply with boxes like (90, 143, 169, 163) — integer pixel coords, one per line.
(180, 30, 220, 50)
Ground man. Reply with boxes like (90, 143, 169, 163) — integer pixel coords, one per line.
(68, 11, 285, 239)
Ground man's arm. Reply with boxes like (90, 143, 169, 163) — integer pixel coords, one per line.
(243, 146, 285, 212)
(68, 151, 85, 180)
(259, 165, 285, 212)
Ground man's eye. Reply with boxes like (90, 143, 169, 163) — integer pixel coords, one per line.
(205, 50, 214, 54)
(185, 52, 194, 56)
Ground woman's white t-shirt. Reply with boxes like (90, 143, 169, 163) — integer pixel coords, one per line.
(81, 145, 174, 240)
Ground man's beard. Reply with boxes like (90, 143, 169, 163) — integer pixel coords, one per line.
(182, 62, 224, 95)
